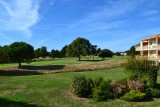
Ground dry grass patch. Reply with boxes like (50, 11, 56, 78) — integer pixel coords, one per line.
(0, 60, 124, 74)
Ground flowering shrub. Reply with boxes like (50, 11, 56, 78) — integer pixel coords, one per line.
(110, 83, 128, 98)
(128, 81, 144, 92)
(122, 58, 159, 87)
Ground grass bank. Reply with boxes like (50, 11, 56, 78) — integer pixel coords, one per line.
(0, 67, 160, 107)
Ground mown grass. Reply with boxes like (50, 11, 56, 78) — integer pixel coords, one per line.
(0, 57, 80, 68)
(0, 56, 129, 68)
(0, 67, 160, 107)
(1, 56, 160, 107)
(0, 56, 125, 74)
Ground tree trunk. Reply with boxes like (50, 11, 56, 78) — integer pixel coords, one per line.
(18, 62, 21, 68)
(78, 55, 81, 61)
(93, 55, 94, 60)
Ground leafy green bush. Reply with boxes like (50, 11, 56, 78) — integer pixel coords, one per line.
(155, 83, 160, 89)
(147, 88, 160, 98)
(122, 58, 159, 87)
(110, 83, 128, 98)
(150, 88, 160, 98)
(93, 77, 103, 88)
(92, 79, 111, 101)
(71, 75, 92, 98)
(71, 76, 112, 100)
(120, 90, 147, 102)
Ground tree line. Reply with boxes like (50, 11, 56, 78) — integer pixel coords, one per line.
(34, 37, 102, 58)
(33, 37, 114, 60)
(0, 37, 114, 67)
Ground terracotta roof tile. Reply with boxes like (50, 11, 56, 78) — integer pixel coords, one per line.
(142, 34, 160, 40)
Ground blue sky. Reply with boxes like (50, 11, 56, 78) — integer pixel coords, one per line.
(0, 0, 160, 52)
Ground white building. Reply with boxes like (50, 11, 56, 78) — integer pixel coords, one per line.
(135, 34, 160, 62)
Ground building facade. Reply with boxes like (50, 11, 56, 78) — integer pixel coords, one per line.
(135, 34, 160, 62)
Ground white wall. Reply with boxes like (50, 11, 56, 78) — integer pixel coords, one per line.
(149, 38, 156, 45)
(149, 50, 156, 57)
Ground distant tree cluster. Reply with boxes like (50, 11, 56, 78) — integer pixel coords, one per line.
(34, 46, 48, 58)
(114, 52, 122, 56)
(0, 37, 115, 66)
(34, 37, 103, 59)
(98, 49, 114, 60)
(49, 49, 60, 58)
(34, 46, 62, 59)
(62, 37, 114, 60)
(126, 45, 140, 57)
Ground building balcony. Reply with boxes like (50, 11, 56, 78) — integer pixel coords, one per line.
(135, 45, 160, 51)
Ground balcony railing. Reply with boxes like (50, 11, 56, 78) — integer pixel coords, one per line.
(135, 45, 160, 51)
(136, 55, 160, 62)
(135, 46, 141, 51)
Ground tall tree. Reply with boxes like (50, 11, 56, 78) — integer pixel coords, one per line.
(39, 46, 48, 58)
(6, 42, 34, 67)
(90, 45, 97, 55)
(66, 37, 92, 57)
(90, 45, 97, 60)
(96, 48, 101, 56)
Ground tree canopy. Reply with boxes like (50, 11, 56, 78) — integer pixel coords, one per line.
(114, 52, 122, 56)
(0, 47, 8, 64)
(98, 49, 114, 60)
(34, 48, 41, 58)
(66, 37, 93, 57)
(49, 49, 60, 58)
(60, 45, 68, 58)
(6, 42, 34, 67)
(0, 37, 115, 64)
(39, 46, 48, 58)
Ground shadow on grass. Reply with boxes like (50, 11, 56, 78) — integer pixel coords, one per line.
(0, 97, 42, 107)
(19, 65, 65, 70)
(78, 60, 103, 62)
(0, 70, 43, 76)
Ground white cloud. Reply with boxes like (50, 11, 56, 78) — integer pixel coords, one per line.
(0, 0, 41, 37)
(37, 38, 48, 45)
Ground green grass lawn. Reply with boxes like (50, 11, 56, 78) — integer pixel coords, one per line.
(0, 57, 80, 68)
(0, 67, 160, 107)
(0, 56, 129, 68)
